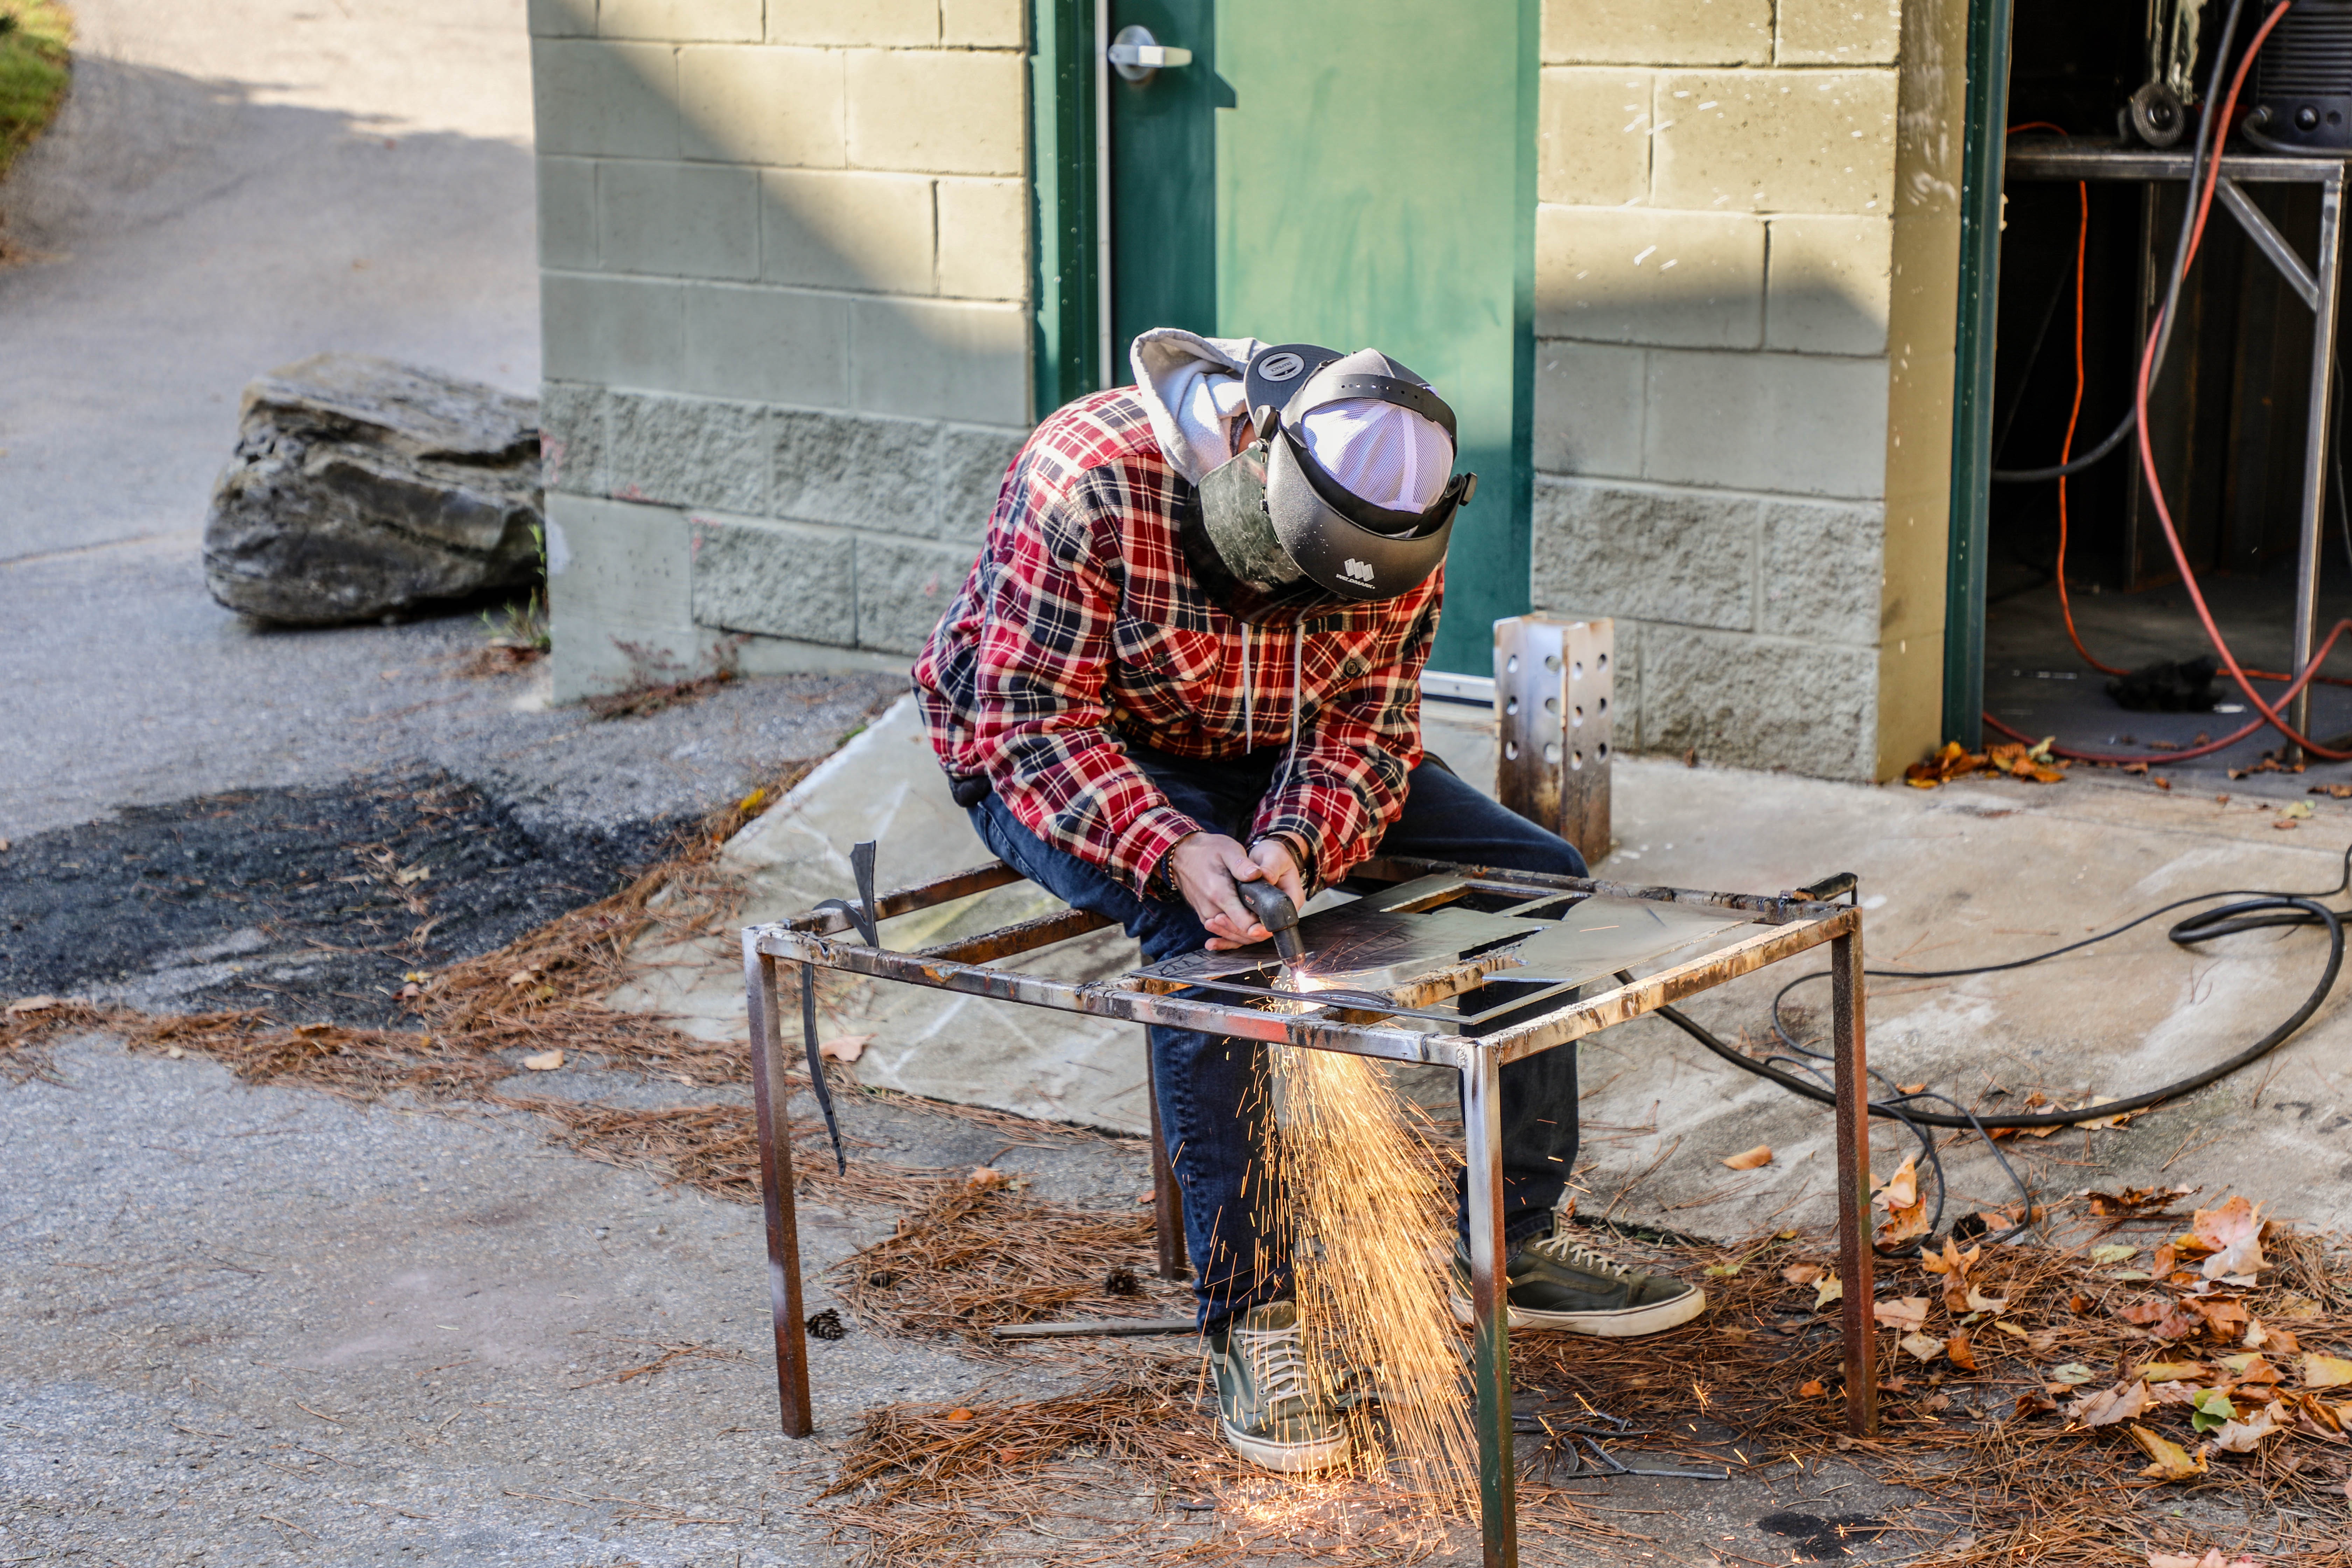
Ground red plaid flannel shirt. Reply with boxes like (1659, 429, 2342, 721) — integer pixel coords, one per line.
(913, 387, 1439, 896)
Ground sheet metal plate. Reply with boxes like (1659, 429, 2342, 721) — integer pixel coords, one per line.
(1491, 895, 1749, 988)
(1130, 902, 1551, 994)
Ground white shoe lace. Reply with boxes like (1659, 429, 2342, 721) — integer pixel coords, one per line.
(1522, 1230, 1634, 1279)
(1233, 1321, 1317, 1415)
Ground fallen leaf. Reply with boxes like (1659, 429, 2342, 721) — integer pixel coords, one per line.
(2128, 1423, 2208, 1481)
(1798, 1379, 1825, 1397)
(1721, 1143, 1773, 1171)
(5, 995, 59, 1016)
(1899, 1332, 1945, 1363)
(2190, 1298, 2249, 1338)
(2116, 1300, 2171, 1325)
(164, 1046, 186, 1060)
(2189, 1388, 2236, 1433)
(393, 863, 431, 886)
(2211, 1401, 2287, 1452)
(2090, 1243, 2140, 1265)
(2189, 1197, 2266, 1280)
(2290, 1390, 2344, 1434)
(945, 1408, 974, 1422)
(2150, 1553, 2263, 1568)
(1874, 1296, 1929, 1332)
(2148, 1380, 2204, 1406)
(1781, 1263, 1823, 1286)
(1995, 1321, 2032, 1341)
(2216, 1352, 2283, 1385)
(2049, 1362, 2096, 1385)
(2282, 799, 2315, 819)
(1872, 1157, 1918, 1211)
(1946, 1330, 1978, 1373)
(1814, 1273, 1844, 1311)
(966, 1167, 1014, 1189)
(2302, 1352, 2352, 1390)
(1965, 1287, 2010, 1314)
(521, 1049, 565, 1071)
(1877, 1200, 1932, 1247)
(2068, 1379, 2148, 1427)
(819, 1033, 874, 1064)
(505, 969, 541, 988)
(2134, 1360, 2209, 1384)
(2014, 1389, 2059, 1419)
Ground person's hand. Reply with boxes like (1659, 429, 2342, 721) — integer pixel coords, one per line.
(1168, 832, 1310, 951)
(1247, 835, 1307, 922)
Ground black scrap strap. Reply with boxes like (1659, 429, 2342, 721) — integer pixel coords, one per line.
(802, 960, 846, 1175)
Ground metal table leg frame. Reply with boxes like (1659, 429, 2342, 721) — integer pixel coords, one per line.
(1830, 926, 1879, 1436)
(745, 936, 814, 1438)
(1461, 1042, 1517, 1568)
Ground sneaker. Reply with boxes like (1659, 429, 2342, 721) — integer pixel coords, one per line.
(1205, 1300, 1351, 1473)
(1449, 1223, 1707, 1337)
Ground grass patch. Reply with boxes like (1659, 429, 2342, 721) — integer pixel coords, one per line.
(0, 0, 71, 188)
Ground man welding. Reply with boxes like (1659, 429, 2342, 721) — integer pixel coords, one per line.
(913, 332, 1705, 1473)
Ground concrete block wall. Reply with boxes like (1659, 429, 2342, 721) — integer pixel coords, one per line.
(1528, 0, 1961, 780)
(530, 0, 1031, 698)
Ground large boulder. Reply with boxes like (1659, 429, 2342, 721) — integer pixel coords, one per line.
(203, 354, 543, 624)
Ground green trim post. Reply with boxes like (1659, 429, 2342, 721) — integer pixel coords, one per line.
(1942, 0, 2015, 748)
(1029, 0, 1100, 418)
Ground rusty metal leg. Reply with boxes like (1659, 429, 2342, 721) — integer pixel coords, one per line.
(746, 938, 813, 1438)
(1462, 1043, 1517, 1568)
(1830, 919, 1878, 1438)
(1147, 1046, 1188, 1280)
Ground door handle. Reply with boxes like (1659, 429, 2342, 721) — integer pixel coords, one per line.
(1109, 24, 1192, 83)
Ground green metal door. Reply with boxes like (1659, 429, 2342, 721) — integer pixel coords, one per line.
(1034, 0, 1539, 675)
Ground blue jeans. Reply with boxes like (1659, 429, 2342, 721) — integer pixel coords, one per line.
(968, 745, 1587, 1330)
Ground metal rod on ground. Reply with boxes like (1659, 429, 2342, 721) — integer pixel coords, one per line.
(1829, 916, 1878, 1438)
(1147, 1053, 1189, 1280)
(1462, 1042, 1517, 1568)
(745, 937, 813, 1438)
(991, 1317, 1198, 1339)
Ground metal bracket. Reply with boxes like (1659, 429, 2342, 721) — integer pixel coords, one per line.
(2216, 176, 2320, 310)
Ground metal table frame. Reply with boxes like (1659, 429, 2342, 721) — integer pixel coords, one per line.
(2005, 141, 2349, 742)
(741, 854, 1877, 1568)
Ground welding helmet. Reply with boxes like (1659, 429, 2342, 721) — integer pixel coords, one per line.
(1194, 344, 1476, 602)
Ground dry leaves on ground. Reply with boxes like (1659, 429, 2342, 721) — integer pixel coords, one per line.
(1905, 738, 2067, 788)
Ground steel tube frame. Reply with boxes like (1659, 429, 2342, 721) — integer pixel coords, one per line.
(2005, 142, 2350, 749)
(743, 859, 1871, 1568)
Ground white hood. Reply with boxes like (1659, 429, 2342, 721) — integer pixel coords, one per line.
(1129, 328, 1266, 485)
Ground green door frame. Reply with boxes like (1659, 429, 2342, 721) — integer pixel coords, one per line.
(1029, 0, 1102, 416)
(1941, 0, 2016, 748)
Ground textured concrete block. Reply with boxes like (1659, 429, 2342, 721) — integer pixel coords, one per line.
(597, 161, 758, 280)
(545, 492, 694, 638)
(1766, 215, 1891, 354)
(1653, 69, 1898, 214)
(537, 155, 597, 270)
(1530, 477, 1758, 631)
(532, 39, 679, 159)
(1540, 69, 1652, 207)
(1536, 206, 1764, 348)
(1777, 0, 1902, 64)
(760, 169, 934, 293)
(852, 298, 1027, 424)
(1645, 348, 1887, 498)
(941, 0, 1024, 47)
(691, 514, 857, 644)
(846, 50, 1023, 176)
(1545, 0, 1771, 65)
(937, 426, 1024, 540)
(768, 0, 938, 47)
(773, 408, 943, 536)
(677, 284, 850, 404)
(538, 381, 609, 495)
(541, 273, 684, 385)
(858, 534, 981, 652)
(677, 45, 844, 168)
(1759, 498, 1882, 642)
(605, 392, 770, 513)
(600, 0, 762, 41)
(1640, 626, 1876, 776)
(1534, 340, 1645, 477)
(936, 177, 1026, 300)
(529, 0, 596, 41)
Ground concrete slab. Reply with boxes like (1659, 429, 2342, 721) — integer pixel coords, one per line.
(633, 693, 2352, 1242)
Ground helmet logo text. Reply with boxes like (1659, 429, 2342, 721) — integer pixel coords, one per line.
(1258, 351, 1307, 381)
(1343, 559, 1376, 584)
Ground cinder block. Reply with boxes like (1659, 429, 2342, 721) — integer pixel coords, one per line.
(538, 381, 609, 495)
(937, 426, 1025, 540)
(1536, 206, 1764, 348)
(936, 177, 1026, 300)
(545, 492, 695, 640)
(1545, 0, 1771, 65)
(768, 0, 938, 47)
(677, 283, 851, 405)
(845, 50, 1023, 176)
(1759, 498, 1883, 642)
(598, 161, 759, 280)
(537, 155, 598, 271)
(1540, 69, 1652, 207)
(940, 0, 1024, 47)
(600, 0, 761, 42)
(857, 534, 982, 652)
(606, 392, 770, 513)
(1534, 340, 1645, 477)
(773, 408, 944, 536)
(760, 169, 935, 294)
(529, 0, 596, 40)
(1777, 0, 1902, 65)
(691, 514, 858, 644)
(1644, 348, 1887, 498)
(532, 39, 679, 159)
(677, 45, 845, 168)
(1766, 216, 1891, 354)
(1530, 476, 1758, 631)
(1653, 69, 1898, 214)
(1640, 625, 1876, 777)
(851, 297, 1028, 424)
(541, 273, 684, 386)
